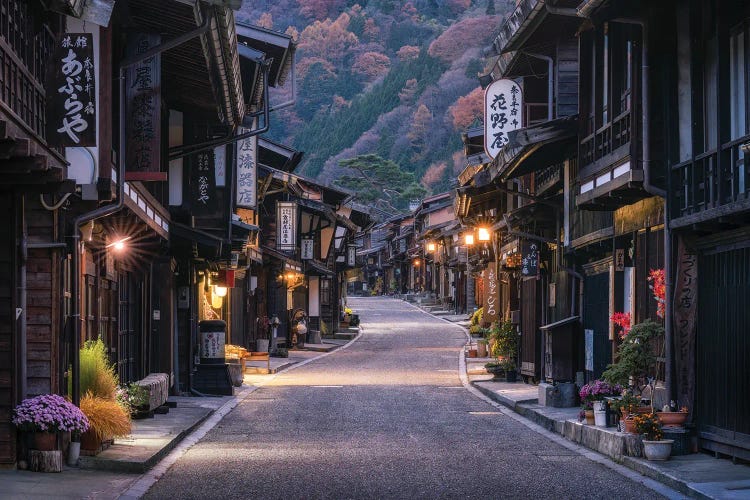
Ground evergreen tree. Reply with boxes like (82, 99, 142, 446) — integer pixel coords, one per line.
(486, 0, 496, 15)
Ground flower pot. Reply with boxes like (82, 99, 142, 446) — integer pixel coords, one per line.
(33, 432, 57, 451)
(642, 439, 674, 460)
(467, 348, 478, 358)
(657, 411, 688, 427)
(504, 369, 517, 383)
(592, 400, 606, 411)
(67, 441, 81, 466)
(256, 339, 269, 353)
(584, 410, 595, 425)
(622, 417, 637, 434)
(594, 409, 607, 427)
(485, 364, 505, 379)
(477, 340, 487, 358)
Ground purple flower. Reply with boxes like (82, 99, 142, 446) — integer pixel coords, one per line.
(12, 394, 89, 434)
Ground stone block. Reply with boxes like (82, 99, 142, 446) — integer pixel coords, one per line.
(136, 373, 169, 411)
(538, 382, 577, 408)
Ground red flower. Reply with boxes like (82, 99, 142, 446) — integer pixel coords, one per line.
(648, 269, 666, 319)
(610, 312, 632, 339)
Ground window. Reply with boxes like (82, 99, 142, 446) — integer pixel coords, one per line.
(320, 279, 331, 306)
(730, 23, 748, 140)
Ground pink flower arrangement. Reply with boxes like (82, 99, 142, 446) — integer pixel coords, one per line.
(579, 380, 622, 403)
(12, 394, 89, 434)
(610, 311, 632, 339)
(648, 268, 666, 319)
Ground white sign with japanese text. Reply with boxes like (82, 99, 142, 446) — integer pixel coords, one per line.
(301, 239, 314, 260)
(484, 79, 523, 159)
(235, 126, 257, 208)
(277, 202, 297, 252)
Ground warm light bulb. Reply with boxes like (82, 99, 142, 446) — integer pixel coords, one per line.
(464, 234, 475, 245)
(477, 227, 490, 241)
(287, 273, 295, 280)
(211, 294, 223, 309)
(114, 241, 125, 251)
(213, 285, 228, 297)
(427, 243, 436, 252)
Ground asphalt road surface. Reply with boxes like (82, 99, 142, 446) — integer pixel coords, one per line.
(144, 297, 669, 500)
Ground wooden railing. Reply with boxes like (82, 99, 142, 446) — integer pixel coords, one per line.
(524, 102, 548, 128)
(580, 110, 632, 166)
(671, 134, 750, 220)
(0, 0, 55, 138)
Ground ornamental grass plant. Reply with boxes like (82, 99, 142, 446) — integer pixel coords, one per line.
(80, 392, 131, 440)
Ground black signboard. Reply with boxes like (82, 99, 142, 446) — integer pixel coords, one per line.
(521, 241, 539, 277)
(47, 33, 96, 147)
(125, 33, 163, 180)
(191, 150, 216, 214)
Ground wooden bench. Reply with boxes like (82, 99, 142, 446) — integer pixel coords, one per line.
(225, 344, 270, 373)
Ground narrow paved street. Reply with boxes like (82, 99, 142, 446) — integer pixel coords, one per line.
(145, 297, 667, 499)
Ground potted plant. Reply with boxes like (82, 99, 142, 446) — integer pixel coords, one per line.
(579, 380, 622, 427)
(657, 406, 689, 427)
(484, 321, 517, 382)
(602, 320, 663, 398)
(255, 315, 270, 353)
(610, 391, 641, 433)
(116, 383, 150, 418)
(80, 392, 132, 453)
(12, 394, 89, 452)
(633, 412, 673, 460)
(578, 401, 595, 425)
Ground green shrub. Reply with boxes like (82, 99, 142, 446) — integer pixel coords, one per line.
(602, 320, 663, 387)
(70, 339, 118, 401)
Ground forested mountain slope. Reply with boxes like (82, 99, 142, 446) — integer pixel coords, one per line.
(238, 0, 513, 213)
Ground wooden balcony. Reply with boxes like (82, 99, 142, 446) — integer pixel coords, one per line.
(670, 135, 750, 229)
(580, 110, 632, 167)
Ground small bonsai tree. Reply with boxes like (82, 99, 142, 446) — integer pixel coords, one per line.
(602, 319, 663, 389)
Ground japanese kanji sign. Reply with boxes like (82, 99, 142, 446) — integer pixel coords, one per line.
(47, 33, 96, 147)
(235, 127, 257, 208)
(673, 237, 697, 418)
(483, 261, 499, 326)
(277, 201, 297, 252)
(125, 33, 162, 179)
(347, 245, 357, 267)
(484, 79, 523, 159)
(191, 149, 216, 214)
(521, 241, 539, 277)
(301, 239, 314, 260)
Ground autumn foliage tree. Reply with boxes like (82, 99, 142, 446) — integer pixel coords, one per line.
(298, 13, 359, 66)
(421, 161, 447, 188)
(297, 0, 345, 20)
(398, 78, 419, 104)
(449, 86, 484, 130)
(428, 16, 501, 62)
(352, 51, 391, 81)
(396, 45, 420, 62)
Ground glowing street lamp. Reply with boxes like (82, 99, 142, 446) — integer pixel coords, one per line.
(213, 285, 228, 297)
(477, 227, 491, 242)
(427, 242, 436, 252)
(464, 233, 475, 246)
(106, 235, 132, 252)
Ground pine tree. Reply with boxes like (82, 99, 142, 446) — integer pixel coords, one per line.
(486, 0, 496, 15)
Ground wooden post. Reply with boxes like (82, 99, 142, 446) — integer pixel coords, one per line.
(28, 450, 63, 472)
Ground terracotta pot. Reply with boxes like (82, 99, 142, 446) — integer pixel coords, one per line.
(584, 410, 595, 425)
(33, 432, 57, 451)
(635, 405, 652, 414)
(623, 417, 637, 434)
(80, 429, 103, 452)
(658, 411, 688, 427)
(467, 349, 478, 358)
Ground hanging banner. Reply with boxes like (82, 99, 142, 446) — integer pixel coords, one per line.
(191, 149, 216, 215)
(125, 33, 163, 180)
(235, 127, 257, 208)
(277, 202, 297, 251)
(47, 33, 96, 147)
(521, 241, 539, 277)
(214, 145, 226, 187)
(484, 79, 522, 159)
(301, 239, 314, 260)
(347, 245, 357, 267)
(673, 237, 698, 419)
(483, 261, 500, 326)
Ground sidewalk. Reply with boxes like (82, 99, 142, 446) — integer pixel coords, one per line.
(419, 302, 750, 499)
(0, 339, 350, 499)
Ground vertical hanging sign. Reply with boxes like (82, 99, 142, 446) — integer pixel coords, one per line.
(484, 261, 500, 326)
(277, 202, 297, 252)
(484, 79, 523, 159)
(673, 237, 698, 418)
(235, 127, 257, 208)
(125, 33, 163, 181)
(191, 149, 216, 214)
(301, 239, 314, 260)
(347, 245, 357, 267)
(47, 33, 96, 147)
(521, 241, 539, 277)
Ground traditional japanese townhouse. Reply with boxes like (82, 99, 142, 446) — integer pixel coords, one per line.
(656, 0, 750, 461)
(413, 192, 455, 300)
(484, 0, 582, 383)
(571, 1, 669, 390)
(386, 214, 416, 294)
(256, 164, 359, 348)
(0, 1, 68, 466)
